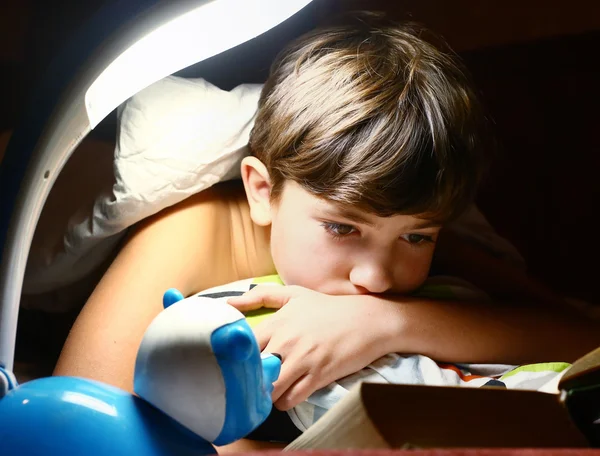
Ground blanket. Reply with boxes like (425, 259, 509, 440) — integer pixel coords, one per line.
(195, 274, 571, 433)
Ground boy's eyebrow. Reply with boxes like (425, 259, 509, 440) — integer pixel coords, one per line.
(320, 208, 376, 226)
(409, 220, 443, 230)
(321, 207, 442, 230)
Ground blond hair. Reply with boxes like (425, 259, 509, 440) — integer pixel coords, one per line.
(249, 13, 491, 222)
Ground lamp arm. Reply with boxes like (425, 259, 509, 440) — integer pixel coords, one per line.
(0, 0, 171, 370)
(0, 0, 314, 370)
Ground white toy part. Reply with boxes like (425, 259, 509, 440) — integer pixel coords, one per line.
(135, 297, 243, 441)
(134, 295, 279, 444)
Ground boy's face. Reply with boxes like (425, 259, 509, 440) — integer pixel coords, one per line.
(269, 181, 439, 295)
(241, 158, 441, 295)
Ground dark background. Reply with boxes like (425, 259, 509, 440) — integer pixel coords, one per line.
(1, 0, 599, 363)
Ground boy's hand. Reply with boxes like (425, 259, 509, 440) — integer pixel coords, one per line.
(228, 285, 398, 411)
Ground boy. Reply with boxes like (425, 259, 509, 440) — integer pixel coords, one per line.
(227, 12, 599, 409)
(54, 13, 600, 452)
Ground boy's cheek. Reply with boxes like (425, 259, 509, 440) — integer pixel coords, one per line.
(273, 253, 341, 294)
(397, 256, 435, 293)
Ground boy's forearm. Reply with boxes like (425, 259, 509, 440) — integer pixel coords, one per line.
(359, 294, 600, 364)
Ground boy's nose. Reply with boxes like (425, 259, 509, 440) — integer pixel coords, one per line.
(348, 263, 393, 294)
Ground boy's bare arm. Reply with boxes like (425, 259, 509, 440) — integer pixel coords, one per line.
(53, 182, 274, 390)
(228, 278, 600, 411)
(53, 182, 280, 452)
(54, 188, 227, 389)
(370, 293, 600, 365)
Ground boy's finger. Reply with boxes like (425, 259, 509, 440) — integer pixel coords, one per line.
(270, 355, 307, 406)
(228, 286, 293, 310)
(253, 319, 276, 351)
(274, 374, 315, 411)
(226, 296, 262, 311)
(256, 333, 270, 352)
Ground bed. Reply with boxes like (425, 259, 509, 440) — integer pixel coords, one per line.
(1, 0, 599, 452)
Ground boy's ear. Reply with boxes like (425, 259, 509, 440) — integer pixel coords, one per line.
(240, 156, 273, 226)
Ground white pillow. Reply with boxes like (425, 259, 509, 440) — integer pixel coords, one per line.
(23, 76, 263, 303)
(109, 76, 263, 226)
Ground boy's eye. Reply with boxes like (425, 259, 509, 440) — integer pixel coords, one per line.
(402, 233, 433, 244)
(322, 222, 356, 237)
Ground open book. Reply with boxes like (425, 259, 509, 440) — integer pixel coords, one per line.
(286, 347, 600, 450)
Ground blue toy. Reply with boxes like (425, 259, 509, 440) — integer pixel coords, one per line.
(0, 290, 281, 454)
